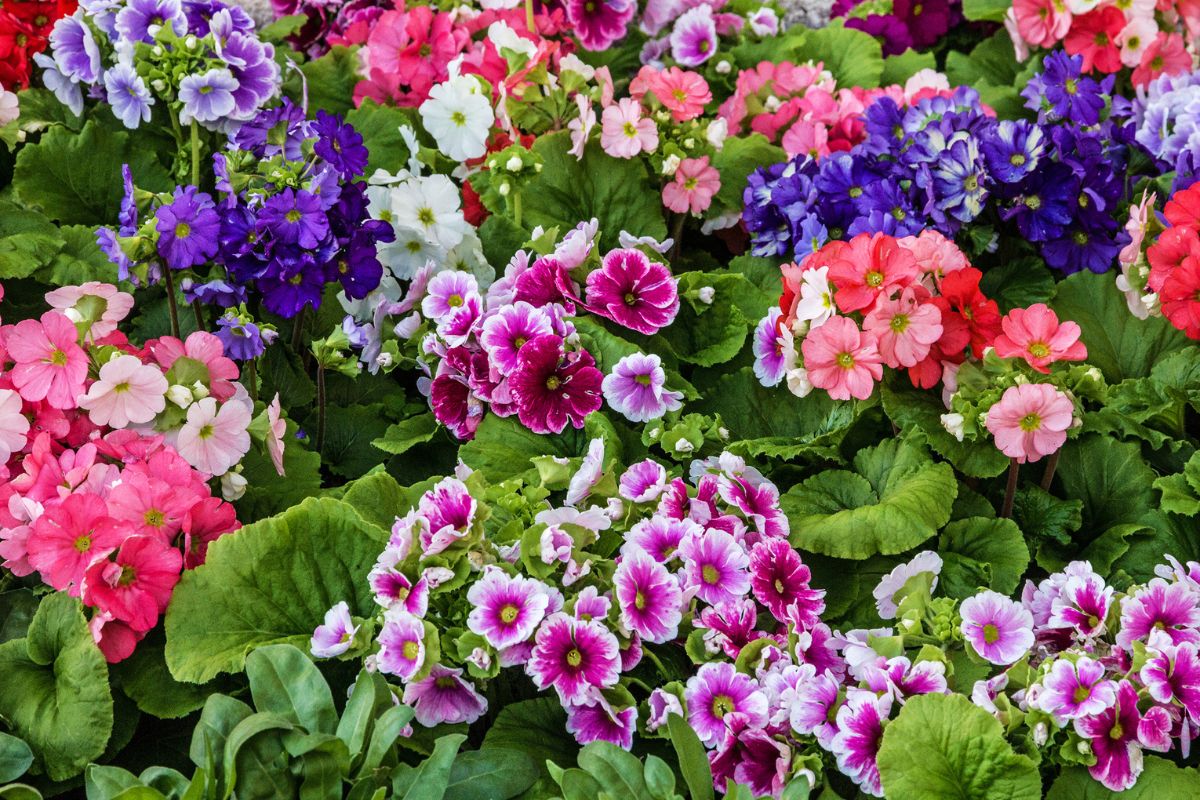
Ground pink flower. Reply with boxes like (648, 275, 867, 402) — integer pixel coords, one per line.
(466, 566, 551, 650)
(600, 98, 658, 159)
(377, 609, 426, 680)
(509, 335, 604, 435)
(662, 156, 720, 215)
(862, 287, 944, 369)
(175, 397, 252, 475)
(1037, 656, 1117, 721)
(149, 331, 239, 401)
(182, 495, 239, 568)
(44, 282, 135, 341)
(993, 303, 1087, 373)
(801, 316, 884, 401)
(985, 383, 1074, 463)
(830, 689, 892, 797)
(1012, 0, 1071, 48)
(618, 459, 668, 503)
(0, 388, 30, 463)
(418, 477, 476, 556)
(402, 664, 488, 727)
(614, 547, 683, 643)
(266, 393, 286, 476)
(1074, 681, 1153, 792)
(565, 692, 638, 749)
(81, 534, 183, 632)
(310, 600, 359, 658)
(749, 538, 824, 625)
(827, 233, 919, 313)
(527, 612, 620, 705)
(1117, 578, 1200, 651)
(585, 248, 679, 335)
(1140, 642, 1200, 724)
(632, 66, 711, 123)
(107, 454, 203, 541)
(1133, 32, 1191, 87)
(27, 493, 124, 595)
(568, 94, 596, 159)
(78, 355, 168, 428)
(678, 528, 750, 606)
(7, 311, 88, 410)
(791, 670, 842, 747)
(709, 713, 790, 797)
(684, 661, 768, 747)
(1065, 7, 1124, 73)
(564, 0, 636, 51)
(959, 590, 1035, 665)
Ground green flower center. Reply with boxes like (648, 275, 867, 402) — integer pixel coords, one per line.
(711, 694, 734, 718)
(175, 222, 191, 239)
(566, 648, 583, 668)
(402, 640, 420, 660)
(499, 604, 519, 624)
(1019, 413, 1042, 432)
(836, 352, 855, 369)
(701, 564, 720, 584)
(890, 314, 910, 334)
(982, 623, 1000, 644)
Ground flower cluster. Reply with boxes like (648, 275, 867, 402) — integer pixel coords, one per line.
(37, 0, 279, 129)
(1007, 0, 1192, 87)
(1117, 182, 1200, 338)
(833, 0, 963, 55)
(0, 0, 76, 89)
(268, 0, 387, 58)
(637, 0, 780, 69)
(1128, 68, 1200, 190)
(0, 282, 269, 662)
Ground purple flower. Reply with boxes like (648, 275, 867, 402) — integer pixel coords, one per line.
(35, 52, 83, 116)
(402, 664, 488, 727)
(614, 547, 683, 643)
(863, 656, 948, 701)
(376, 609, 426, 680)
(509, 335, 604, 435)
(422, 271, 480, 322)
(1048, 573, 1114, 640)
(155, 186, 220, 269)
(791, 670, 842, 748)
(679, 528, 750, 606)
(709, 714, 790, 797)
(466, 566, 552, 650)
(585, 249, 679, 335)
(1073, 681, 1149, 792)
(959, 590, 1035, 666)
(50, 13, 101, 83)
(749, 538, 824, 626)
(618, 460, 668, 503)
(480, 302, 552, 373)
(571, 586, 611, 622)
(752, 309, 787, 387)
(1117, 579, 1200, 652)
(625, 515, 699, 563)
(114, 0, 186, 43)
(178, 68, 238, 125)
(310, 600, 358, 657)
(417, 477, 476, 556)
(669, 5, 717, 67)
(220, 33, 279, 119)
(647, 688, 684, 731)
(684, 661, 768, 747)
(527, 613, 621, 705)
(601, 352, 683, 423)
(565, 692, 638, 749)
(563, 0, 635, 50)
(1037, 657, 1117, 721)
(873, 551, 942, 619)
(1140, 642, 1200, 723)
(215, 316, 269, 361)
(313, 110, 369, 177)
(103, 61, 153, 129)
(831, 689, 892, 798)
(796, 623, 846, 680)
(259, 188, 329, 250)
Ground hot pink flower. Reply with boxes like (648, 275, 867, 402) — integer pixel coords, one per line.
(402, 664, 488, 726)
(600, 98, 658, 159)
(7, 311, 88, 410)
(528, 613, 621, 705)
(182, 496, 239, 568)
(662, 156, 720, 215)
(992, 303, 1087, 373)
(78, 355, 168, 429)
(1012, 0, 1071, 48)
(44, 282, 135, 341)
(631, 65, 711, 123)
(1132, 32, 1191, 87)
(801, 316, 884, 401)
(585, 248, 679, 335)
(27, 493, 124, 595)
(107, 460, 203, 542)
(985, 383, 1074, 463)
(175, 397, 252, 476)
(827, 233, 920, 313)
(82, 534, 183, 632)
(862, 287, 944, 369)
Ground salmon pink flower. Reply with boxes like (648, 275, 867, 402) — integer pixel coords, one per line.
(600, 98, 658, 159)
(7, 311, 87, 410)
(985, 383, 1074, 463)
(175, 397, 252, 476)
(827, 233, 919, 313)
(1132, 32, 1190, 87)
(0, 388, 30, 463)
(81, 534, 183, 632)
(27, 493, 124, 595)
(78, 355, 168, 429)
(993, 303, 1087, 373)
(1012, 0, 1071, 48)
(662, 156, 720, 215)
(528, 613, 621, 704)
(801, 316, 883, 401)
(1064, 7, 1124, 73)
(862, 287, 944, 369)
(632, 66, 711, 123)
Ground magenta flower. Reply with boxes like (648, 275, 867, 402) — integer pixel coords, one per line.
(625, 515, 700, 562)
(669, 5, 718, 67)
(831, 689, 893, 797)
(614, 547, 683, 643)
(376, 610, 426, 681)
(1116, 579, 1200, 651)
(421, 270, 480, 322)
(709, 714, 790, 797)
(417, 477, 476, 556)
(466, 566, 552, 650)
(752, 309, 787, 387)
(479, 302, 552, 373)
(602, 353, 684, 423)
(310, 601, 359, 658)
(81, 534, 183, 633)
(368, 549, 429, 616)
(572, 586, 612, 622)
(402, 664, 488, 727)
(647, 688, 685, 731)
(795, 622, 847, 681)
(1074, 681, 1149, 792)
(684, 661, 768, 747)
(509, 335, 604, 435)
(863, 657, 948, 701)
(678, 528, 751, 605)
(749, 538, 825, 625)
(959, 590, 1035, 666)
(527, 613, 620, 705)
(565, 692, 638, 749)
(564, 0, 636, 50)
(1037, 657, 1118, 721)
(718, 475, 789, 540)
(618, 459, 668, 503)
(791, 670, 842, 748)
(697, 598, 760, 660)
(1140, 642, 1200, 722)
(585, 249, 679, 335)
(1048, 573, 1114, 640)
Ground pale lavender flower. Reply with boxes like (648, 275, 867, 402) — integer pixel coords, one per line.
(960, 590, 1035, 665)
(104, 60, 153, 128)
(310, 601, 358, 657)
(402, 664, 488, 726)
(752, 308, 787, 387)
(602, 352, 683, 423)
(178, 68, 238, 124)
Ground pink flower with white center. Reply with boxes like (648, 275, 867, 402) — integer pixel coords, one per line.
(377, 609, 426, 680)
(44, 282, 134, 340)
(873, 551, 942, 619)
(600, 97, 658, 159)
(831, 689, 893, 797)
(1074, 681, 1150, 792)
(801, 316, 883, 401)
(618, 459, 668, 503)
(417, 477, 476, 556)
(661, 156, 720, 215)
(684, 661, 768, 747)
(566, 691, 638, 749)
(402, 664, 488, 727)
(266, 393, 286, 476)
(960, 590, 1035, 666)
(311, 601, 359, 658)
(81, 534, 183, 632)
(678, 528, 751, 605)
(986, 383, 1074, 464)
(862, 287, 944, 369)
(791, 669, 842, 748)
(614, 547, 683, 643)
(78, 355, 168, 428)
(625, 515, 701, 562)
(1117, 579, 1200, 651)
(1037, 657, 1117, 722)
(421, 271, 480, 322)
(7, 311, 88, 410)
(527, 613, 620, 705)
(863, 657, 949, 701)
(479, 302, 552, 373)
(0, 388, 30, 463)
(1140, 642, 1200, 722)
(992, 303, 1087, 374)
(749, 538, 824, 626)
(466, 566, 552, 650)
(175, 396, 251, 476)
(1048, 573, 1113, 639)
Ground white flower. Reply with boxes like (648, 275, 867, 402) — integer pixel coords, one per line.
(792, 265, 836, 327)
(391, 174, 468, 250)
(697, 286, 715, 304)
(221, 471, 248, 501)
(488, 20, 536, 56)
(706, 117, 728, 150)
(419, 75, 494, 162)
(661, 153, 682, 176)
(940, 413, 965, 442)
(873, 552, 943, 619)
(558, 54, 595, 80)
(0, 84, 18, 127)
(166, 384, 194, 408)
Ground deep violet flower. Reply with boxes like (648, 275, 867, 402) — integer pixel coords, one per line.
(527, 613, 621, 705)
(509, 335, 604, 435)
(614, 547, 683, 643)
(155, 186, 220, 270)
(585, 249, 679, 335)
(313, 110, 369, 177)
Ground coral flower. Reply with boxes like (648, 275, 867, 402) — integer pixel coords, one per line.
(992, 303, 1087, 373)
(1064, 7, 1125, 73)
(662, 156, 720, 215)
(985, 383, 1074, 463)
(81, 534, 183, 632)
(801, 316, 884, 401)
(586, 248, 679, 335)
(633, 66, 711, 123)
(862, 287, 944, 369)
(827, 233, 919, 313)
(7, 311, 88, 410)
(78, 354, 168, 428)
(1012, 0, 1071, 48)
(27, 493, 124, 595)
(1132, 32, 1190, 87)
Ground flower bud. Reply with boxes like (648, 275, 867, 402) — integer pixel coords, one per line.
(505, 155, 523, 172)
(715, 60, 731, 74)
(221, 471, 248, 501)
(166, 384, 193, 408)
(698, 286, 715, 304)
(191, 380, 210, 399)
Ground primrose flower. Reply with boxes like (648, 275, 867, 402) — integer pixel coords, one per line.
(467, 567, 552, 650)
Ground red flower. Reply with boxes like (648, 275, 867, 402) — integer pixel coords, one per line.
(82, 535, 183, 633)
(1064, 7, 1125, 73)
(937, 267, 1001, 357)
(1158, 255, 1200, 340)
(1165, 185, 1200, 229)
(1148, 226, 1200, 293)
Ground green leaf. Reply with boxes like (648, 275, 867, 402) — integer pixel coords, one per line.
(443, 749, 539, 800)
(643, 755, 676, 800)
(360, 703, 415, 778)
(0, 231, 64, 279)
(1046, 757, 1200, 798)
(236, 417, 323, 523)
(257, 13, 306, 42)
(938, 517, 1030, 598)
(962, 0, 1013, 22)
(165, 497, 381, 683)
(113, 639, 226, 719)
(946, 32, 1022, 86)
(1052, 270, 1191, 382)
(0, 733, 33, 783)
(978, 257, 1055, 313)
(477, 213, 530, 273)
(710, 134, 785, 217)
(792, 22, 883, 88)
(877, 693, 1041, 800)
(223, 713, 297, 799)
(880, 50, 936, 85)
(1056, 436, 1157, 534)
(1011, 485, 1082, 548)
(667, 713, 713, 800)
(337, 671, 392, 769)
(339, 471, 410, 537)
(0, 593, 113, 781)
(783, 439, 957, 558)
(881, 381, 1008, 478)
(481, 698, 576, 772)
(576, 742, 648, 798)
(373, 413, 439, 457)
(290, 46, 360, 116)
(189, 694, 253, 797)
(344, 100, 419, 177)
(399, 734, 467, 800)
(322, 404, 394, 480)
(459, 414, 617, 484)
(246, 644, 338, 735)
(33, 225, 118, 287)
(85, 765, 157, 800)
(13, 120, 171, 225)
(521, 131, 666, 252)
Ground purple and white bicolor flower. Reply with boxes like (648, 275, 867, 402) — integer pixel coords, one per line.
(466, 566, 552, 650)
(310, 601, 359, 658)
(960, 590, 1035, 665)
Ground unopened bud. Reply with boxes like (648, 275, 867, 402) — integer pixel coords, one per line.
(166, 384, 193, 408)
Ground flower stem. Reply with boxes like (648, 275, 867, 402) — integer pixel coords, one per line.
(316, 363, 327, 457)
(192, 299, 205, 332)
(670, 212, 685, 262)
(1040, 449, 1061, 492)
(291, 306, 306, 352)
(524, 0, 535, 33)
(190, 121, 200, 188)
(246, 358, 258, 404)
(512, 190, 523, 230)
(1001, 458, 1019, 518)
(163, 267, 181, 338)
